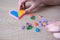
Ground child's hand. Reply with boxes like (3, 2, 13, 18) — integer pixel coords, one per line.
(45, 21, 60, 39)
(18, 0, 60, 13)
(18, 0, 42, 13)
(45, 21, 60, 33)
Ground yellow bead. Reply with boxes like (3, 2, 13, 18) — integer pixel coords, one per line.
(18, 10, 25, 17)
(42, 22, 46, 26)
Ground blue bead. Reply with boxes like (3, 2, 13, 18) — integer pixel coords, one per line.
(10, 10, 18, 17)
(35, 28, 40, 32)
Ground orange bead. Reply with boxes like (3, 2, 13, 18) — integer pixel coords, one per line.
(33, 22, 38, 27)
(18, 10, 25, 19)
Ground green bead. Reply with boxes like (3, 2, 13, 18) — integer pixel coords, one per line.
(30, 16, 36, 20)
(26, 25, 33, 30)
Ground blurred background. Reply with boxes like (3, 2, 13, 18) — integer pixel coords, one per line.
(0, 0, 60, 40)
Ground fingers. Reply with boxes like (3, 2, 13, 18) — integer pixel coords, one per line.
(45, 22, 60, 33)
(25, 5, 35, 13)
(25, 3, 39, 13)
(53, 33, 60, 39)
(18, 0, 27, 10)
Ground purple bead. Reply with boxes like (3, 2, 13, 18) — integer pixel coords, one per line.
(26, 22, 31, 26)
(20, 26, 25, 30)
(38, 21, 43, 27)
(38, 19, 48, 27)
